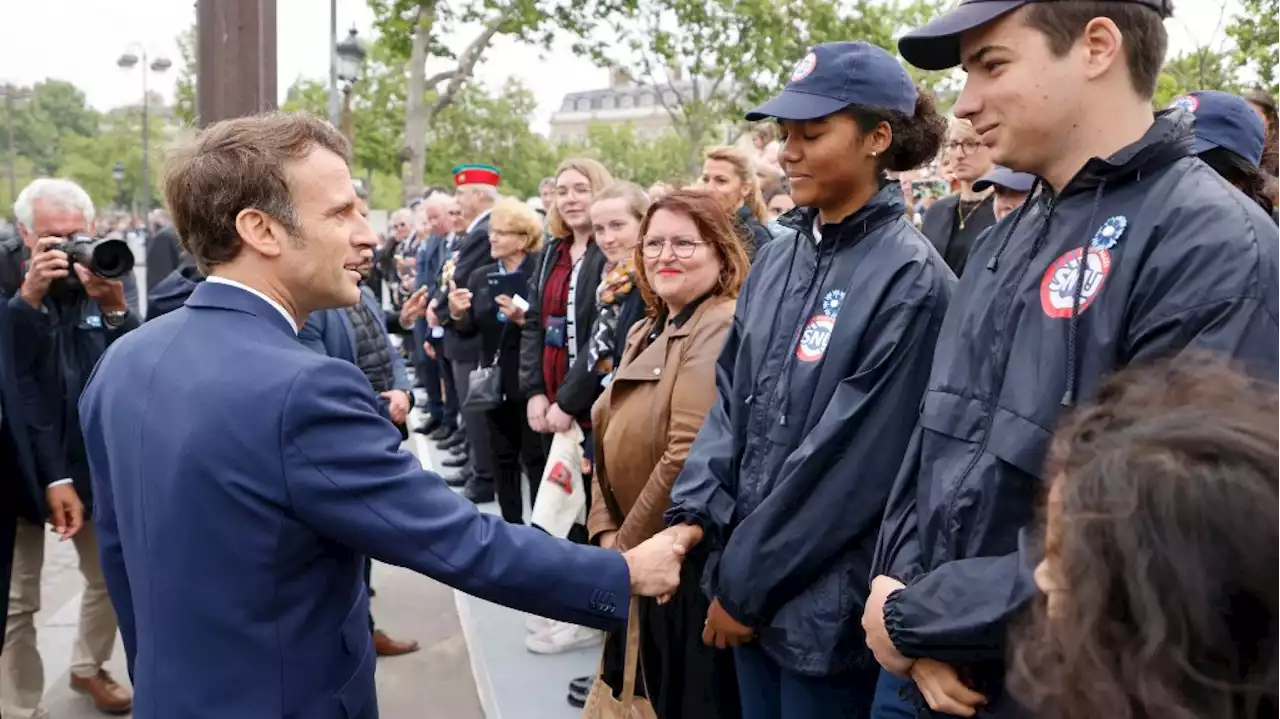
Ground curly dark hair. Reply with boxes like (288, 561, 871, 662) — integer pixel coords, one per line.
(1010, 353, 1279, 719)
(1199, 147, 1276, 217)
(847, 91, 948, 173)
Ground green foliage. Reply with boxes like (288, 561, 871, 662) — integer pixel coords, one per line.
(572, 0, 950, 159)
(422, 79, 556, 199)
(55, 110, 171, 212)
(558, 124, 691, 187)
(174, 24, 198, 127)
(1227, 0, 1278, 94)
(9, 80, 98, 176)
(1154, 47, 1242, 108)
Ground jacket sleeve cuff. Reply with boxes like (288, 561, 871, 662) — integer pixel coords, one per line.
(882, 588, 917, 657)
(713, 591, 758, 629)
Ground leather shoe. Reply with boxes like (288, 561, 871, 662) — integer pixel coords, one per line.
(429, 424, 455, 442)
(414, 415, 443, 435)
(373, 629, 420, 656)
(438, 432, 467, 451)
(462, 480, 495, 504)
(70, 670, 132, 715)
(441, 454, 469, 469)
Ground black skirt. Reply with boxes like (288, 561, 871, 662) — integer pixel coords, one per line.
(601, 549, 741, 719)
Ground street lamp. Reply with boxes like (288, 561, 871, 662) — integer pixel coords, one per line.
(335, 28, 367, 144)
(112, 162, 125, 210)
(118, 45, 172, 219)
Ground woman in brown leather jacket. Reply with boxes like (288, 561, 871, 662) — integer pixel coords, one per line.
(589, 190, 750, 718)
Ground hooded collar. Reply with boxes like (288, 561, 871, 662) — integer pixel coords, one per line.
(781, 179, 907, 247)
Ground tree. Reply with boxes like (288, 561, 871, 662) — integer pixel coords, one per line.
(11, 80, 99, 177)
(421, 78, 556, 200)
(370, 0, 628, 202)
(1227, 0, 1278, 94)
(174, 24, 198, 127)
(55, 109, 170, 213)
(576, 0, 947, 173)
(1154, 46, 1242, 108)
(558, 124, 691, 187)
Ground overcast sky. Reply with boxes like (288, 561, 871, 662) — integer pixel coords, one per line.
(0, 0, 1245, 134)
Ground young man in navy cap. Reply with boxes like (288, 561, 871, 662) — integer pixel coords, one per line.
(864, 2, 1279, 717)
(971, 166, 1036, 221)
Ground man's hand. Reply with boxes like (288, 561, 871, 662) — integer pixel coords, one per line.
(661, 523, 704, 554)
(75, 265, 127, 313)
(381, 390, 411, 425)
(622, 532, 683, 598)
(703, 598, 755, 648)
(495, 295, 526, 325)
(598, 530, 618, 551)
(544, 403, 574, 433)
(863, 575, 914, 676)
(447, 287, 473, 318)
(398, 287, 429, 327)
(526, 394, 550, 433)
(46, 483, 83, 541)
(21, 237, 70, 308)
(426, 301, 440, 328)
(423, 341, 437, 360)
(910, 659, 987, 717)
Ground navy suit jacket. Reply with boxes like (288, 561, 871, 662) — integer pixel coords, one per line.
(78, 281, 630, 719)
(297, 285, 412, 394)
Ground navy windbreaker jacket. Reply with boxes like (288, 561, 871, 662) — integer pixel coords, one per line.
(871, 109, 1279, 713)
(665, 182, 955, 676)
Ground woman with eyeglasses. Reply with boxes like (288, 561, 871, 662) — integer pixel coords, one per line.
(660, 42, 954, 717)
(590, 190, 749, 718)
(919, 116, 997, 277)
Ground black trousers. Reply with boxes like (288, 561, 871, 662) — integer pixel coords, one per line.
(485, 399, 546, 524)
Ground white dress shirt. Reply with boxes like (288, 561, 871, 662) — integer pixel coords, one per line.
(206, 275, 299, 333)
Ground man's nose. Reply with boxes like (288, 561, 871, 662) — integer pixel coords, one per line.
(953, 81, 981, 121)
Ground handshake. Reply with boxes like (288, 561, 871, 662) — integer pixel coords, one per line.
(619, 524, 705, 602)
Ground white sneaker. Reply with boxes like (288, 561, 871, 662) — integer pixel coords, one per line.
(525, 622, 605, 654)
(525, 614, 555, 634)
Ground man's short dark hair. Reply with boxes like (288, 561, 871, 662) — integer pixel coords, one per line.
(1022, 1, 1170, 99)
(163, 112, 351, 274)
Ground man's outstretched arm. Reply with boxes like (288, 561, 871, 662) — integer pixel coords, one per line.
(280, 357, 681, 629)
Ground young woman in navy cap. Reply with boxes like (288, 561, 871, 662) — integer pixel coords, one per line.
(1173, 90, 1277, 219)
(660, 41, 954, 717)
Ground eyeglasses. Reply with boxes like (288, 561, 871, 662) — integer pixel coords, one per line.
(641, 236, 705, 259)
(448, 210, 462, 216)
(945, 139, 984, 154)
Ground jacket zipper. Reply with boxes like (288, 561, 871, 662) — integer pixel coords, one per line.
(939, 196, 1058, 560)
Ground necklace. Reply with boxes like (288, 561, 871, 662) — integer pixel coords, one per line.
(956, 195, 988, 230)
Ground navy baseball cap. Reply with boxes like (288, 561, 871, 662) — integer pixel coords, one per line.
(1171, 91, 1266, 168)
(973, 166, 1036, 193)
(899, 0, 1173, 71)
(745, 42, 917, 122)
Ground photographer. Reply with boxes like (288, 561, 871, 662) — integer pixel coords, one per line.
(0, 179, 135, 717)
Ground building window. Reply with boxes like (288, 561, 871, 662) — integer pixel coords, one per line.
(601, 95, 617, 110)
(575, 98, 591, 112)
(619, 94, 634, 109)
(561, 97, 577, 112)
(639, 91, 654, 107)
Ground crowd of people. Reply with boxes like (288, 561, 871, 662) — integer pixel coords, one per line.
(0, 1, 1277, 718)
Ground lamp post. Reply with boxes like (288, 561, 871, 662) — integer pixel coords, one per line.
(335, 27, 367, 146)
(112, 162, 125, 211)
(118, 46, 172, 219)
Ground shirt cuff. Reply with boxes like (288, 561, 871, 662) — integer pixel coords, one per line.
(47, 478, 74, 487)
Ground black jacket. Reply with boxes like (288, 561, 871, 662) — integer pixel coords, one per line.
(872, 109, 1279, 714)
(145, 225, 183, 294)
(0, 237, 142, 512)
(453, 254, 539, 402)
(0, 292, 54, 524)
(146, 259, 205, 321)
(736, 206, 775, 261)
(920, 193, 997, 276)
(664, 182, 955, 676)
(518, 238, 608, 419)
(438, 215, 491, 363)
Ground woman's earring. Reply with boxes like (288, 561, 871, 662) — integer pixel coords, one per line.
(870, 151, 879, 157)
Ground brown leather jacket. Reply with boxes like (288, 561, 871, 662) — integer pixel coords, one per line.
(588, 295, 735, 551)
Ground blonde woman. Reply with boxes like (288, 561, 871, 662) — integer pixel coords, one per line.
(449, 198, 545, 525)
(699, 146, 774, 259)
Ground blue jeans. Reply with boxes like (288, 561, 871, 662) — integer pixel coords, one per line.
(734, 644, 878, 719)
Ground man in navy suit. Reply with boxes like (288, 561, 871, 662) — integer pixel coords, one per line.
(78, 112, 686, 719)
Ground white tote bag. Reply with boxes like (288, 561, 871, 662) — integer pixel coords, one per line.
(530, 424, 587, 538)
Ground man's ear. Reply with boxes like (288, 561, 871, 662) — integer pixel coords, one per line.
(1079, 17, 1125, 83)
(234, 208, 286, 259)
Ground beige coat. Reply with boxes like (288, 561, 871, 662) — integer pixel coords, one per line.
(588, 296, 736, 551)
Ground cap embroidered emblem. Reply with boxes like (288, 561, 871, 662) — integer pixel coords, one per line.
(1170, 94, 1199, 113)
(791, 52, 817, 82)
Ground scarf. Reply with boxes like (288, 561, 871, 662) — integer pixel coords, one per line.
(588, 258, 636, 375)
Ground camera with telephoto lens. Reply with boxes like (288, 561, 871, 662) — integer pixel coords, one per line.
(49, 234, 135, 293)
